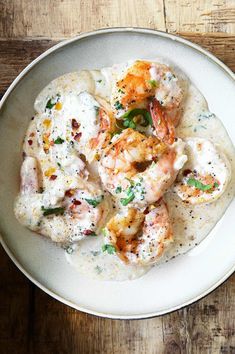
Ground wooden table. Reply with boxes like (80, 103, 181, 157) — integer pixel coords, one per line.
(0, 1, 234, 353)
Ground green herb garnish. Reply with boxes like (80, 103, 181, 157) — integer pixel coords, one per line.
(101, 228, 108, 237)
(41, 206, 65, 216)
(148, 79, 158, 88)
(46, 99, 55, 110)
(187, 178, 212, 191)
(120, 178, 145, 205)
(54, 136, 64, 144)
(97, 79, 102, 83)
(120, 191, 135, 206)
(115, 186, 122, 194)
(88, 231, 97, 236)
(45, 94, 61, 111)
(94, 106, 100, 115)
(123, 118, 136, 129)
(114, 101, 124, 110)
(85, 195, 103, 207)
(102, 244, 116, 254)
(122, 108, 152, 127)
(214, 182, 219, 188)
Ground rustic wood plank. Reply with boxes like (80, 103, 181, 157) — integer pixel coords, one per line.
(164, 0, 235, 34)
(1, 0, 234, 40)
(19, 274, 235, 354)
(0, 246, 31, 354)
(0, 39, 57, 95)
(0, 0, 166, 40)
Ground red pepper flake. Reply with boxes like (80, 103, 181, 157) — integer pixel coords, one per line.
(143, 208, 149, 215)
(65, 189, 74, 197)
(28, 139, 33, 146)
(50, 175, 57, 181)
(74, 132, 82, 142)
(72, 119, 80, 129)
(83, 229, 94, 236)
(183, 169, 192, 177)
(152, 156, 158, 163)
(73, 199, 81, 205)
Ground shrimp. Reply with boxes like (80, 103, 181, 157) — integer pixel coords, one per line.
(174, 137, 231, 204)
(103, 200, 173, 265)
(99, 129, 187, 208)
(111, 60, 185, 144)
(25, 92, 115, 169)
(14, 156, 109, 243)
(86, 97, 116, 162)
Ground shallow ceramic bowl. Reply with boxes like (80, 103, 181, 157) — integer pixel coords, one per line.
(0, 28, 234, 319)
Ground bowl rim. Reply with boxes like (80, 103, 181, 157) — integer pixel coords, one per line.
(0, 27, 234, 320)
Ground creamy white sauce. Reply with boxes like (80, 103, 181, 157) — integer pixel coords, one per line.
(65, 236, 149, 281)
(162, 84, 235, 262)
(66, 82, 235, 280)
(15, 63, 235, 282)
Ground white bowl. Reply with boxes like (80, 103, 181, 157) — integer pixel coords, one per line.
(0, 28, 234, 319)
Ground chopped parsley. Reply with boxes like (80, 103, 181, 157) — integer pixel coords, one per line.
(123, 119, 136, 129)
(120, 192, 135, 206)
(54, 136, 64, 144)
(120, 178, 145, 205)
(45, 99, 55, 110)
(187, 178, 216, 191)
(148, 79, 158, 88)
(115, 186, 122, 194)
(97, 79, 102, 83)
(122, 108, 152, 128)
(85, 195, 103, 207)
(120, 185, 135, 205)
(118, 88, 125, 94)
(101, 228, 108, 237)
(57, 162, 61, 168)
(41, 206, 65, 216)
(94, 106, 100, 115)
(45, 94, 61, 111)
(102, 244, 116, 254)
(114, 101, 124, 110)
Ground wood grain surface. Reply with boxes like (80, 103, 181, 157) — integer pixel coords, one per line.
(0, 1, 235, 353)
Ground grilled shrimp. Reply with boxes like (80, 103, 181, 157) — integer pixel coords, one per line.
(111, 60, 185, 144)
(99, 129, 187, 208)
(103, 200, 173, 265)
(174, 137, 231, 204)
(14, 156, 109, 243)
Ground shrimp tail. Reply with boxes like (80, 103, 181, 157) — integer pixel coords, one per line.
(150, 98, 175, 145)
